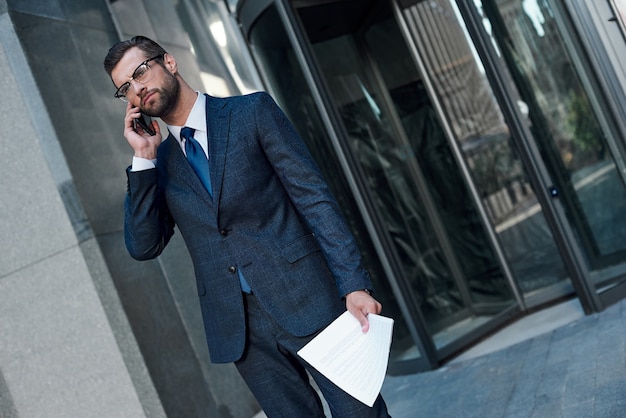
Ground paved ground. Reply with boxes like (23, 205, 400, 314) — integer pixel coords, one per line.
(253, 298, 626, 417)
(381, 298, 626, 417)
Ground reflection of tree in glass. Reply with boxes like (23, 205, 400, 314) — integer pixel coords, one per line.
(466, 135, 518, 196)
(566, 92, 606, 169)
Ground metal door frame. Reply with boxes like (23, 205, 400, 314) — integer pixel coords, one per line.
(448, 0, 605, 313)
(282, 0, 526, 363)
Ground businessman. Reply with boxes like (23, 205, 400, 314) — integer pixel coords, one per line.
(104, 36, 390, 417)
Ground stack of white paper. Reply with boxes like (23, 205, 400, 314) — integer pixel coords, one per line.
(297, 311, 394, 407)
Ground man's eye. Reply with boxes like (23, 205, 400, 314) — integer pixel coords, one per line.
(134, 65, 149, 81)
(119, 83, 130, 95)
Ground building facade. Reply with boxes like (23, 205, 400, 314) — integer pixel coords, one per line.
(1, 0, 625, 417)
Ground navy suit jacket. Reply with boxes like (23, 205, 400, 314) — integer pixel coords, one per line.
(124, 92, 372, 363)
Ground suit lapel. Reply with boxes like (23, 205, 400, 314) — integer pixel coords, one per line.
(205, 94, 230, 209)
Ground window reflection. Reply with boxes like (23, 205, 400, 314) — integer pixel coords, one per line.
(302, 0, 515, 355)
(609, 0, 626, 40)
(477, 0, 626, 276)
(176, 0, 260, 95)
(401, 0, 569, 293)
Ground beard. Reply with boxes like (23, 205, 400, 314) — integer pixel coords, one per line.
(140, 70, 180, 118)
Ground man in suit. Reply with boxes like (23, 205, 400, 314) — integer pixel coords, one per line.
(104, 36, 390, 417)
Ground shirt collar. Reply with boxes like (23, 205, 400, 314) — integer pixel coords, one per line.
(168, 92, 206, 145)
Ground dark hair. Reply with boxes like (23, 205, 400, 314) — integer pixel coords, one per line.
(103, 35, 167, 77)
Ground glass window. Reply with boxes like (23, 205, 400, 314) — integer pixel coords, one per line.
(247, 4, 420, 370)
(298, 0, 515, 358)
(399, 0, 569, 295)
(173, 0, 261, 95)
(609, 0, 626, 41)
(474, 0, 626, 285)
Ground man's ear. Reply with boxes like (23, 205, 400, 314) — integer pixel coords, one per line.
(163, 53, 177, 74)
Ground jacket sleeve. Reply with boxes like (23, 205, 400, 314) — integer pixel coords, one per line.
(124, 166, 175, 260)
(252, 92, 372, 297)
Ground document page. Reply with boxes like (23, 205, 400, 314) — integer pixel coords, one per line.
(297, 311, 394, 407)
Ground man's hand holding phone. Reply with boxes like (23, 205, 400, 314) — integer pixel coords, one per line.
(133, 113, 156, 136)
(124, 102, 161, 160)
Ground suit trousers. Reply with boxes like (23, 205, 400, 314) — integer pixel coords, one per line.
(234, 293, 391, 418)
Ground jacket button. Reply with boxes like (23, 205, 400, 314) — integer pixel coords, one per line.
(220, 229, 228, 236)
(228, 266, 237, 274)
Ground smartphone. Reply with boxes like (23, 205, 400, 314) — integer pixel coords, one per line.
(133, 113, 156, 136)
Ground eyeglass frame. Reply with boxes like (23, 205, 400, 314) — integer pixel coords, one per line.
(113, 54, 164, 101)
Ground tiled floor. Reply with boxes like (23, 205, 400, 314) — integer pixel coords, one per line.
(449, 298, 585, 363)
(252, 298, 588, 417)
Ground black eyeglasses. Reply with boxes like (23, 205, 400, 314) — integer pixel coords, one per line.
(114, 55, 163, 102)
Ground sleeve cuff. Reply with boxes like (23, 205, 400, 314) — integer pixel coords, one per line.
(131, 156, 157, 171)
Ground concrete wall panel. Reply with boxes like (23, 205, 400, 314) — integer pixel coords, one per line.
(0, 248, 146, 418)
(0, 15, 76, 278)
(0, 8, 165, 418)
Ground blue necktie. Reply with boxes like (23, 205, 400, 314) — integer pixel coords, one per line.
(181, 127, 251, 293)
(182, 127, 212, 197)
